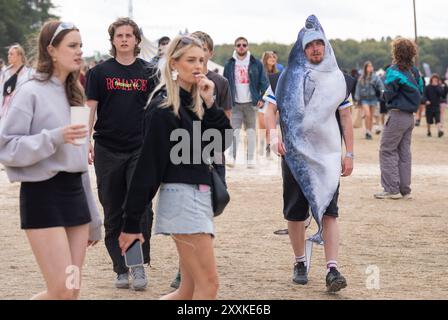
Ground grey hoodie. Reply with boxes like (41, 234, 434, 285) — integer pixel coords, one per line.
(0, 76, 102, 240)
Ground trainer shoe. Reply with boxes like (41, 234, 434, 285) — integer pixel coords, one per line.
(427, 131, 432, 137)
(326, 267, 347, 293)
(402, 193, 413, 200)
(293, 262, 308, 285)
(226, 157, 236, 168)
(365, 133, 373, 140)
(115, 272, 130, 289)
(438, 131, 444, 138)
(266, 145, 272, 159)
(374, 191, 402, 200)
(247, 159, 256, 169)
(130, 266, 148, 291)
(415, 119, 420, 127)
(170, 271, 181, 289)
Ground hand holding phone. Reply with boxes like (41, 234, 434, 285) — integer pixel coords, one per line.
(124, 240, 144, 268)
(119, 232, 145, 256)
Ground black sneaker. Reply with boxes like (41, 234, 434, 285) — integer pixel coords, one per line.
(326, 267, 347, 293)
(170, 271, 181, 289)
(266, 144, 271, 158)
(365, 133, 373, 140)
(293, 262, 308, 285)
(438, 131, 444, 138)
(427, 131, 432, 137)
(415, 119, 420, 127)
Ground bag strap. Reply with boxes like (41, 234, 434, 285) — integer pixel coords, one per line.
(14, 65, 25, 76)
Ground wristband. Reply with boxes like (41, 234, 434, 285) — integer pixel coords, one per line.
(345, 152, 354, 160)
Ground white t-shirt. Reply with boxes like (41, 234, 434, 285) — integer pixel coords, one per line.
(233, 52, 252, 104)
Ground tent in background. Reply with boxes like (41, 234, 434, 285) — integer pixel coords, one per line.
(139, 35, 158, 62)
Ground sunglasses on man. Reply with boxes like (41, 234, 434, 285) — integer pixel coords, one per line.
(236, 43, 248, 48)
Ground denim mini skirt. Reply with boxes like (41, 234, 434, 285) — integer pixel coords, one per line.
(155, 183, 215, 237)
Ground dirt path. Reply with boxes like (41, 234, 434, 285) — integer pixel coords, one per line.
(0, 123, 447, 300)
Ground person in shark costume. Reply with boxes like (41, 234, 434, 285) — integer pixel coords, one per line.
(265, 15, 354, 292)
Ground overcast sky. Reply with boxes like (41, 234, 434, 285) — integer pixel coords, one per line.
(52, 0, 448, 56)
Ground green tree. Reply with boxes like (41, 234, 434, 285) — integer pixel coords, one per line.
(214, 37, 448, 77)
(0, 0, 58, 59)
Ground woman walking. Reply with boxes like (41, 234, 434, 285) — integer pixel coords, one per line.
(0, 44, 33, 117)
(355, 61, 384, 139)
(119, 36, 231, 300)
(0, 21, 101, 299)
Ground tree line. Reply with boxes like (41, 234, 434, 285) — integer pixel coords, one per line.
(1, 1, 447, 77)
(0, 0, 58, 59)
(213, 37, 448, 77)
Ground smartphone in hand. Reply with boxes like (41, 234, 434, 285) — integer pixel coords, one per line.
(124, 240, 144, 268)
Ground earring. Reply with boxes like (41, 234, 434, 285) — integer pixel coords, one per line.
(53, 58, 57, 63)
(171, 69, 179, 81)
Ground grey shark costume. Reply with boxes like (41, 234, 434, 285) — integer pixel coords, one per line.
(275, 15, 348, 245)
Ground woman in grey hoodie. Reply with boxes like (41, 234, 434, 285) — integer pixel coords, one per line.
(0, 21, 101, 300)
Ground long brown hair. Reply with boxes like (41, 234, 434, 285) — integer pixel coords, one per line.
(36, 20, 84, 106)
(262, 51, 279, 75)
(392, 38, 417, 71)
(360, 61, 374, 85)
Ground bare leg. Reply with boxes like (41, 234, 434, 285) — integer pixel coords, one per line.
(288, 221, 306, 258)
(161, 257, 194, 300)
(26, 227, 77, 300)
(362, 104, 372, 134)
(163, 234, 218, 300)
(65, 224, 89, 299)
(322, 216, 339, 263)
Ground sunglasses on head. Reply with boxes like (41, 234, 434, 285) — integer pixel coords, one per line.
(236, 43, 248, 48)
(174, 36, 198, 51)
(50, 22, 77, 46)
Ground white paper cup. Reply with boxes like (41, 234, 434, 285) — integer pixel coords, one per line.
(70, 106, 90, 145)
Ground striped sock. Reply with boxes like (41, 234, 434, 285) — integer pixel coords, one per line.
(326, 261, 338, 275)
(296, 255, 306, 265)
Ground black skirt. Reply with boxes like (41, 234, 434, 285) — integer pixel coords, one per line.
(20, 172, 91, 229)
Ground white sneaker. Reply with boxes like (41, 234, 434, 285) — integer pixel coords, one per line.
(226, 157, 235, 168)
(115, 272, 130, 289)
(374, 191, 402, 200)
(130, 266, 147, 291)
(247, 159, 256, 169)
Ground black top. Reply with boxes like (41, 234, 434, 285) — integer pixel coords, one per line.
(424, 85, 444, 108)
(206, 70, 233, 111)
(268, 72, 281, 94)
(86, 58, 159, 152)
(122, 87, 232, 233)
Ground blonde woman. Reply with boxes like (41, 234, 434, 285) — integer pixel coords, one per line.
(119, 36, 231, 300)
(0, 44, 33, 116)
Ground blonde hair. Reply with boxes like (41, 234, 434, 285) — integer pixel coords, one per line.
(149, 36, 205, 119)
(9, 44, 27, 65)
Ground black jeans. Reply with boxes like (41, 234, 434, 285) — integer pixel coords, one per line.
(94, 143, 153, 275)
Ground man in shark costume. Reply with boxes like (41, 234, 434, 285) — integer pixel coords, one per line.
(265, 15, 354, 293)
